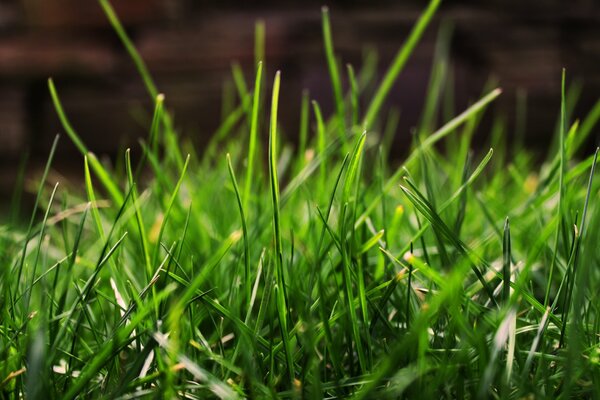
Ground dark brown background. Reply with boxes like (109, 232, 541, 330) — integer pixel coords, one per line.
(0, 0, 599, 200)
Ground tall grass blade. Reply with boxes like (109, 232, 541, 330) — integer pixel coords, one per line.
(363, 0, 441, 130)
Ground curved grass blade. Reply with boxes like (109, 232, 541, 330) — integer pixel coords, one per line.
(227, 153, 251, 307)
(400, 178, 497, 306)
(502, 217, 511, 305)
(243, 61, 264, 209)
(312, 100, 328, 189)
(544, 69, 567, 307)
(322, 6, 346, 140)
(14, 134, 59, 309)
(363, 0, 441, 130)
(98, 0, 184, 170)
(48, 79, 123, 205)
(125, 149, 152, 279)
(150, 154, 191, 267)
(268, 71, 295, 383)
(356, 89, 501, 229)
(347, 64, 359, 127)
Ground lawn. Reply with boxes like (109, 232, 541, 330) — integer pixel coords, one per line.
(1, 0, 599, 398)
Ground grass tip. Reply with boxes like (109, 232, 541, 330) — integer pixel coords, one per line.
(321, 5, 329, 13)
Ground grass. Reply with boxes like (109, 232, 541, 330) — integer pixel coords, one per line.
(1, 0, 600, 398)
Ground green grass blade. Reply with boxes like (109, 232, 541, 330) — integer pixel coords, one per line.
(267, 71, 294, 383)
(98, 0, 157, 97)
(254, 20, 265, 70)
(347, 64, 359, 127)
(544, 69, 567, 308)
(97, 0, 184, 170)
(363, 0, 441, 130)
(151, 154, 191, 267)
(243, 61, 264, 209)
(14, 134, 59, 305)
(312, 100, 328, 189)
(125, 149, 152, 279)
(502, 217, 511, 305)
(227, 153, 251, 307)
(48, 79, 123, 205)
(23, 182, 59, 313)
(400, 179, 498, 306)
(297, 89, 310, 171)
(321, 6, 346, 140)
(356, 89, 501, 229)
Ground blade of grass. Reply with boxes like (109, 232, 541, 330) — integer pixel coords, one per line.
(125, 149, 152, 279)
(559, 147, 598, 347)
(268, 71, 295, 383)
(254, 20, 265, 71)
(363, 0, 441, 130)
(14, 134, 59, 313)
(544, 69, 567, 308)
(356, 88, 502, 229)
(227, 153, 251, 308)
(347, 64, 359, 128)
(150, 154, 191, 268)
(243, 61, 264, 209)
(322, 6, 346, 141)
(400, 178, 497, 306)
(97, 0, 184, 170)
(296, 89, 310, 172)
(23, 182, 59, 313)
(312, 100, 328, 189)
(503, 217, 511, 305)
(48, 79, 123, 205)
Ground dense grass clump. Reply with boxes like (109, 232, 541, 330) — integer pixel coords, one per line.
(2, 0, 600, 398)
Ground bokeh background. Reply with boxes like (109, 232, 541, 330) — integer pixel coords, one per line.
(0, 0, 599, 201)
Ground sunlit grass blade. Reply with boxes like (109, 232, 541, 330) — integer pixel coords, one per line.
(254, 20, 265, 71)
(502, 217, 511, 304)
(559, 147, 598, 347)
(312, 100, 328, 189)
(150, 154, 191, 267)
(544, 69, 567, 307)
(227, 153, 251, 307)
(125, 149, 152, 279)
(244, 61, 264, 209)
(400, 178, 497, 306)
(97, 0, 184, 170)
(296, 89, 310, 172)
(48, 79, 123, 205)
(14, 134, 59, 310)
(322, 6, 346, 141)
(347, 64, 359, 128)
(23, 182, 59, 313)
(356, 89, 501, 229)
(363, 0, 441, 130)
(267, 71, 295, 383)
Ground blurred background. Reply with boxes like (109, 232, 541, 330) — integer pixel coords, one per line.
(0, 0, 599, 202)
